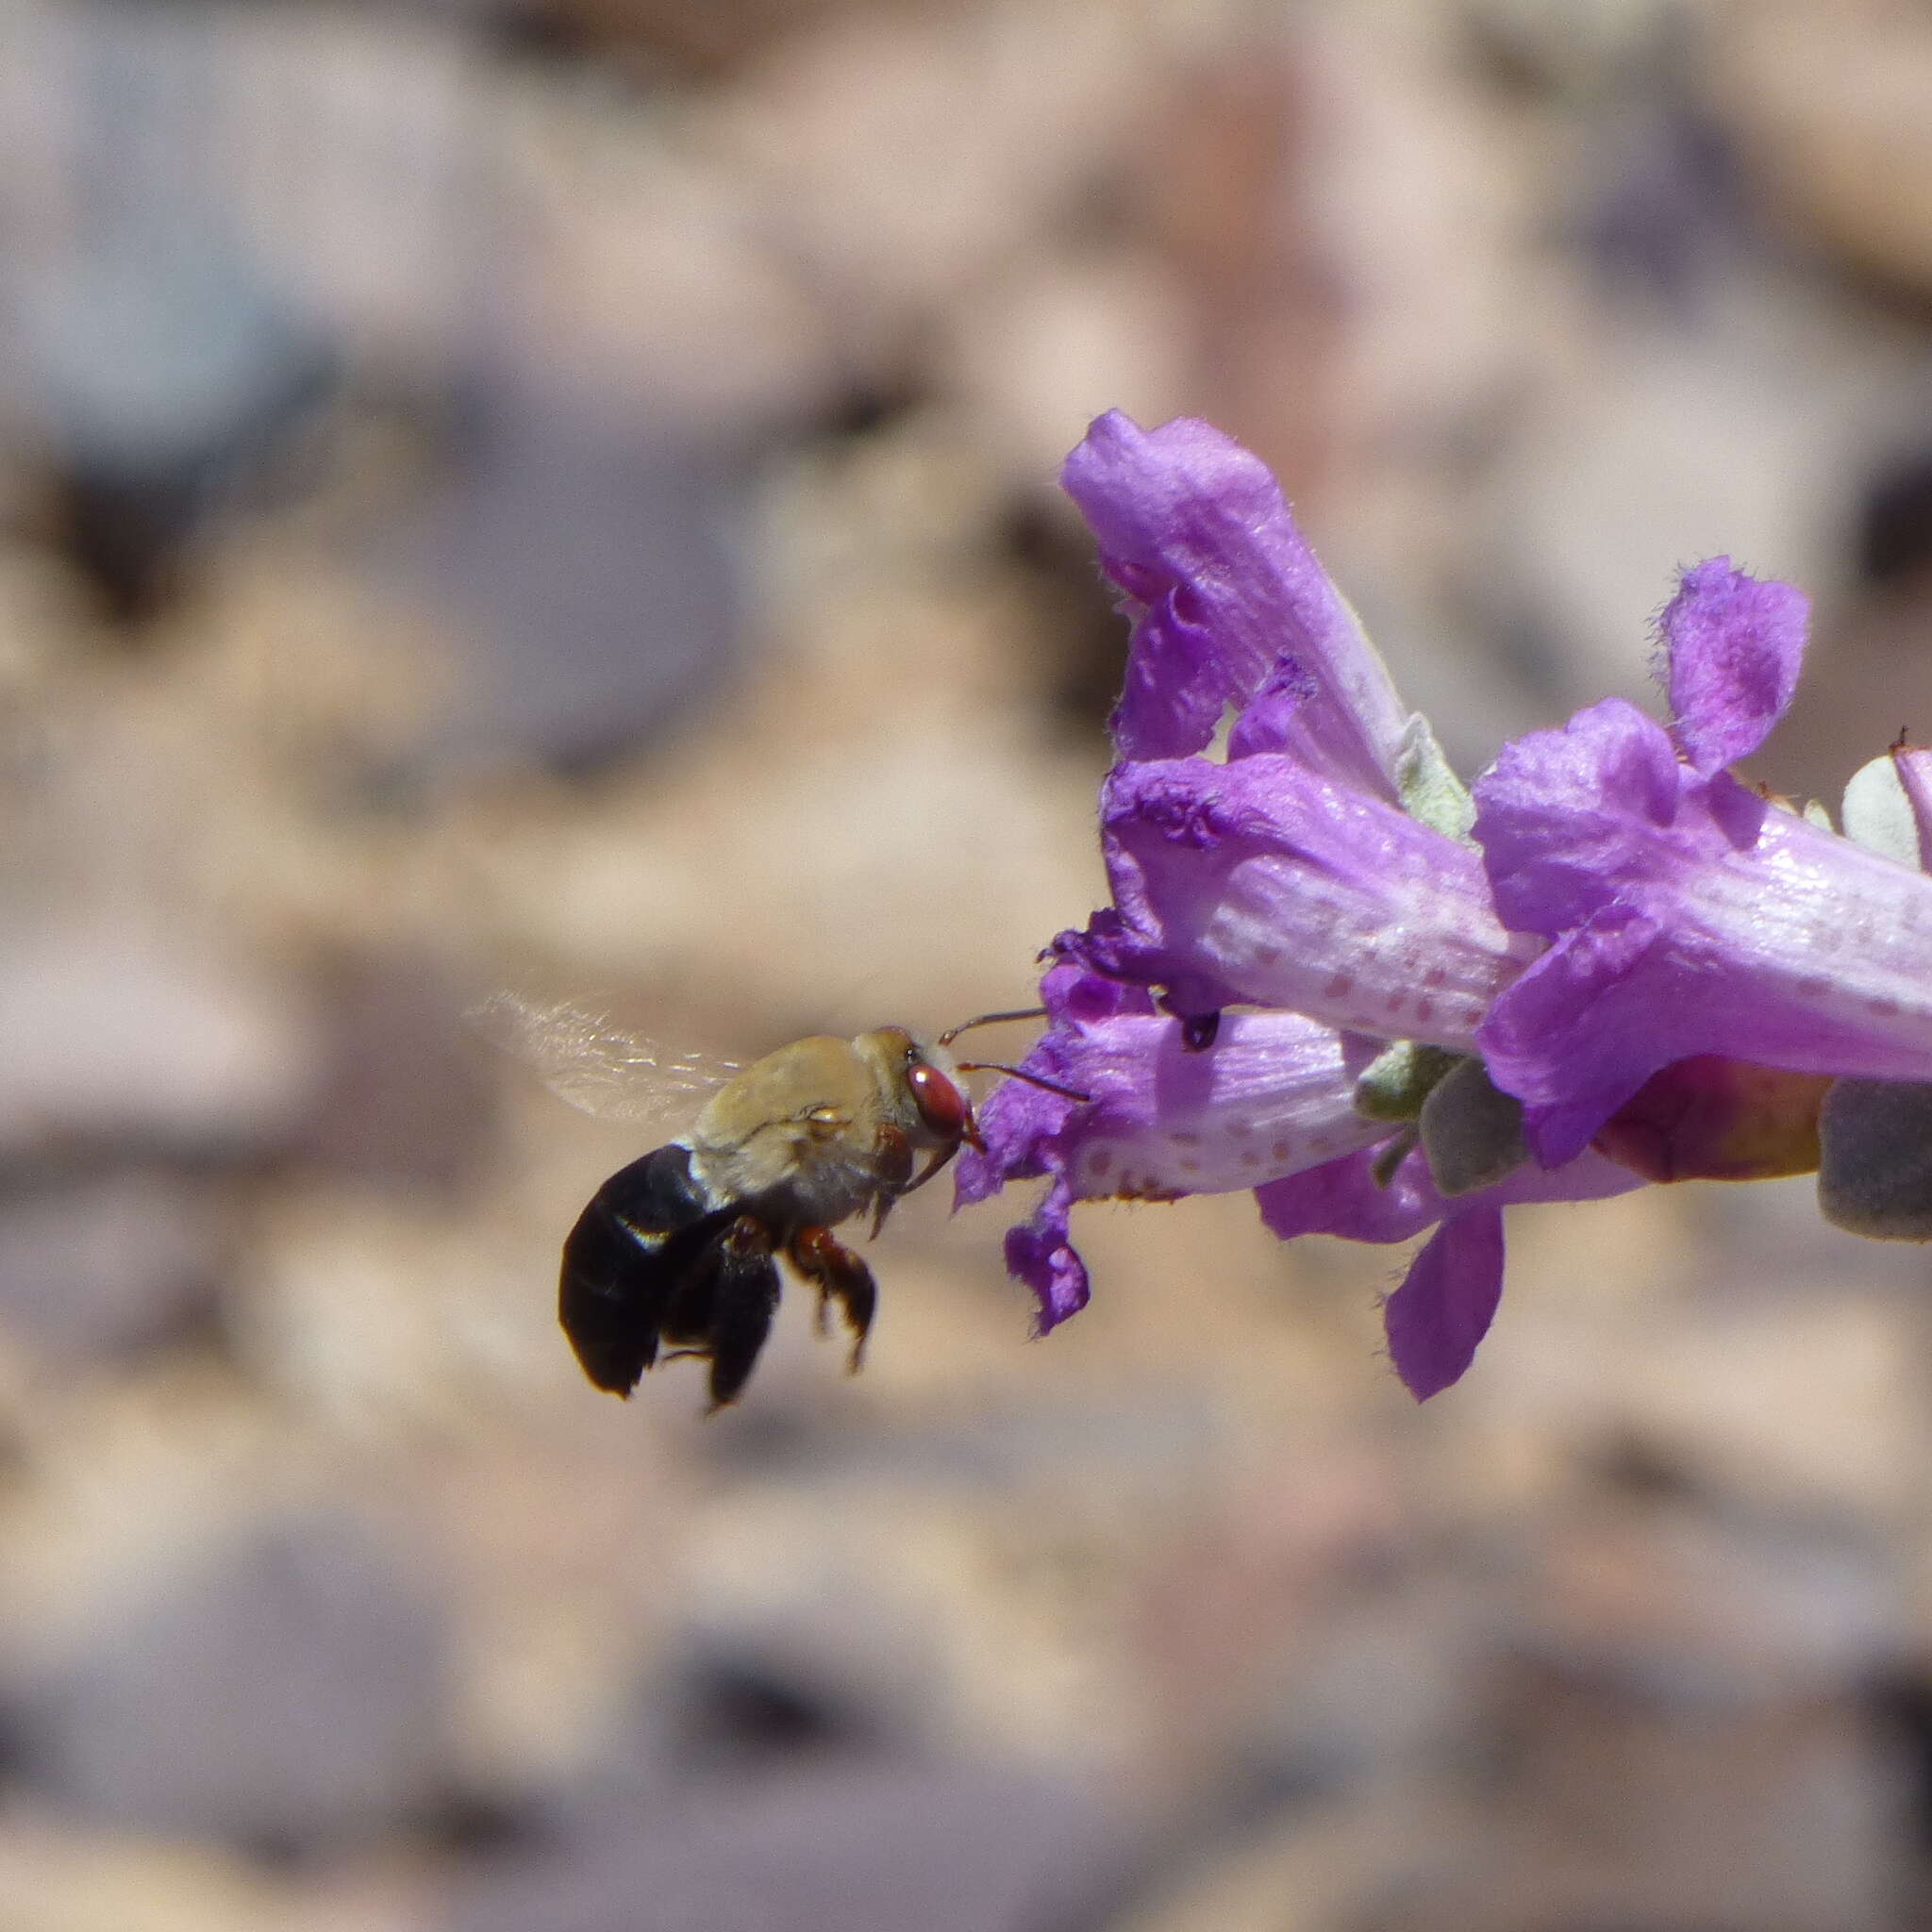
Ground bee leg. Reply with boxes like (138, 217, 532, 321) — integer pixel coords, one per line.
(790, 1226, 877, 1373)
(871, 1139, 962, 1239)
(703, 1215, 783, 1412)
(662, 1245, 722, 1350)
(868, 1124, 915, 1238)
(896, 1142, 960, 1199)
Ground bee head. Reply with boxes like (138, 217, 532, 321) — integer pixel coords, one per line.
(856, 1027, 984, 1153)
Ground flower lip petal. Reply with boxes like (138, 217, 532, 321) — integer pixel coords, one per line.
(1108, 584, 1229, 763)
(1658, 558, 1808, 776)
(1062, 411, 1408, 794)
(1256, 1136, 1641, 1244)
(1477, 698, 1703, 939)
(1256, 1144, 1441, 1244)
(1478, 901, 1672, 1166)
(1256, 1136, 1641, 1398)
(1003, 1174, 1090, 1331)
(1382, 1207, 1506, 1401)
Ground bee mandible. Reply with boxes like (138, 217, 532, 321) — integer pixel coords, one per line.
(476, 998, 1079, 1408)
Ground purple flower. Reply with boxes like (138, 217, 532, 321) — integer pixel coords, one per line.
(1063, 411, 1411, 794)
(956, 958, 1392, 1331)
(1475, 559, 1932, 1164)
(961, 411, 1638, 1400)
(1074, 749, 1533, 1046)
(966, 412, 1932, 1395)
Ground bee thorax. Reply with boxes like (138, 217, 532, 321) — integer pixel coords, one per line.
(687, 1133, 879, 1234)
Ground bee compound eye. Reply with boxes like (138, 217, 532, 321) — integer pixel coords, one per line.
(906, 1060, 970, 1139)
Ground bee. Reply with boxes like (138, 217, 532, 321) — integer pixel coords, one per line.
(476, 997, 1076, 1409)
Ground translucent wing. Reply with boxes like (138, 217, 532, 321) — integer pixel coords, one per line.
(470, 992, 741, 1128)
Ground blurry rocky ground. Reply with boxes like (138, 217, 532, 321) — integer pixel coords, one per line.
(2, 0, 1932, 1928)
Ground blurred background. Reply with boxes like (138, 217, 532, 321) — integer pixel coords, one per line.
(4, 1, 1932, 1927)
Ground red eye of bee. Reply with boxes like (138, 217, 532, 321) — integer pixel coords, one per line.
(906, 1059, 975, 1144)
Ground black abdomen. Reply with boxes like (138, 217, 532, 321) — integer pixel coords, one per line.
(559, 1143, 729, 1394)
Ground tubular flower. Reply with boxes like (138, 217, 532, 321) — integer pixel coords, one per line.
(954, 957, 1392, 1331)
(1474, 560, 1932, 1166)
(1074, 748, 1535, 1046)
(1063, 408, 1410, 791)
(962, 411, 1643, 1400)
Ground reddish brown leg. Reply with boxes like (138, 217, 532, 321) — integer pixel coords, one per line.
(869, 1122, 914, 1237)
(789, 1225, 877, 1372)
(895, 1141, 959, 1199)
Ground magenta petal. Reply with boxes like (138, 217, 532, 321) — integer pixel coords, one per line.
(1004, 1175, 1090, 1332)
(1255, 1146, 1439, 1243)
(955, 1066, 1074, 1205)
(1382, 1207, 1505, 1401)
(1659, 558, 1808, 775)
(1060, 412, 1407, 795)
(955, 952, 1160, 1208)
(1477, 698, 1716, 936)
(1481, 694, 1932, 1158)
(1256, 1136, 1643, 1240)
(1226, 658, 1319, 759)
(1479, 903, 1674, 1165)
(1111, 583, 1229, 763)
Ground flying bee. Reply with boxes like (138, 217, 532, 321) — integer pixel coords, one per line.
(475, 996, 1079, 1409)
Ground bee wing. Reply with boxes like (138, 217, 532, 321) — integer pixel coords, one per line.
(469, 992, 741, 1128)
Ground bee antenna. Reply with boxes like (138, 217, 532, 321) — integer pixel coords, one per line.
(955, 1060, 1090, 1104)
(938, 1008, 1049, 1045)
